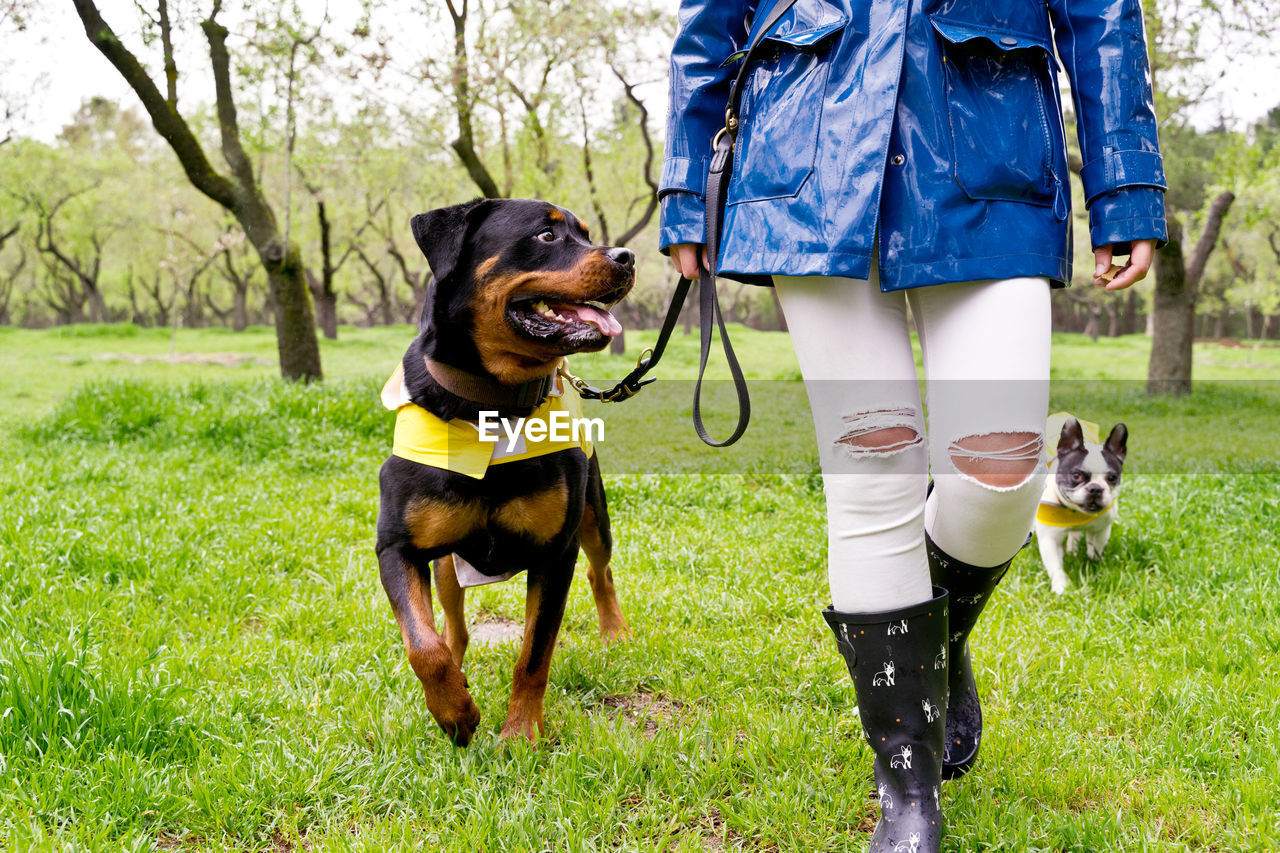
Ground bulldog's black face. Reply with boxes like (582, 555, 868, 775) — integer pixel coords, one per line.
(1053, 418, 1128, 514)
(412, 199, 635, 385)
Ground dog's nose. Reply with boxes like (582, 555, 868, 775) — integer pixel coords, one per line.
(606, 247, 635, 270)
(1086, 483, 1104, 497)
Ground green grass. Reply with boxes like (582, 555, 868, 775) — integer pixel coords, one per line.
(0, 325, 1278, 851)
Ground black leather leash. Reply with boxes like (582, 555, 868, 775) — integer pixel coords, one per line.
(570, 0, 798, 447)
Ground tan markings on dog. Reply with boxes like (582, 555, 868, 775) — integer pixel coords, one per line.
(471, 252, 625, 384)
(475, 256, 498, 278)
(577, 221, 590, 238)
(404, 496, 486, 550)
(492, 482, 569, 544)
(500, 581, 548, 742)
(433, 554, 469, 667)
(379, 548, 480, 742)
(580, 502, 630, 643)
(547, 209, 564, 223)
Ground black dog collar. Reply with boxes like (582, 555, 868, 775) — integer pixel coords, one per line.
(402, 344, 555, 410)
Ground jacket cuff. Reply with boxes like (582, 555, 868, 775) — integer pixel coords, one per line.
(658, 191, 707, 253)
(1080, 148, 1167, 205)
(659, 156, 708, 199)
(1088, 186, 1168, 252)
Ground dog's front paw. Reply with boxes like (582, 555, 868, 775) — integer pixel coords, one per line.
(424, 669, 482, 746)
(599, 614, 632, 645)
(498, 714, 543, 744)
(1050, 576, 1069, 595)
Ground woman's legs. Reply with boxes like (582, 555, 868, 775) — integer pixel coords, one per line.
(909, 276, 1052, 564)
(773, 269, 931, 614)
(773, 270, 1051, 609)
(908, 275, 1051, 778)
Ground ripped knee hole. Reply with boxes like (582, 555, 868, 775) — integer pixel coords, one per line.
(835, 408, 923, 456)
(948, 431, 1043, 487)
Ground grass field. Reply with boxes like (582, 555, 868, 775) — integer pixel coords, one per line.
(1, 324, 1278, 852)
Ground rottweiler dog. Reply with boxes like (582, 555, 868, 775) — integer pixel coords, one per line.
(376, 198, 634, 745)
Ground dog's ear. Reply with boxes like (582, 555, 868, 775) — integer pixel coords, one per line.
(409, 198, 493, 285)
(1104, 422, 1128, 461)
(1057, 417, 1085, 456)
(416, 276, 434, 333)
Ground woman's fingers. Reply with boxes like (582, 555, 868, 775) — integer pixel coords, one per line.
(1093, 239, 1156, 291)
(669, 243, 708, 279)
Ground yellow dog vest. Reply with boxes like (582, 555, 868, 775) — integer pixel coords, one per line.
(382, 364, 594, 480)
(1036, 411, 1116, 528)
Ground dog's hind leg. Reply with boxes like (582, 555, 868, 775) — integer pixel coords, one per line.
(500, 554, 576, 743)
(433, 554, 469, 667)
(378, 544, 481, 745)
(580, 455, 630, 644)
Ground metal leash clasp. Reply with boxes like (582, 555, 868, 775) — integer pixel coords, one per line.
(557, 346, 656, 403)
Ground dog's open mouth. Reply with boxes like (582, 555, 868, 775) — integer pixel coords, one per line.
(508, 291, 626, 342)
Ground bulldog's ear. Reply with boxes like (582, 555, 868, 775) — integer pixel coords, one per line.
(1057, 417, 1085, 456)
(1104, 422, 1128, 461)
(409, 198, 493, 285)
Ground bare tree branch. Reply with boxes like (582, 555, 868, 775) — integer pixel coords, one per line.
(72, 0, 236, 208)
(610, 62, 659, 247)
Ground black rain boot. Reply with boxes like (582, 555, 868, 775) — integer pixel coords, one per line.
(824, 587, 949, 853)
(925, 532, 1015, 780)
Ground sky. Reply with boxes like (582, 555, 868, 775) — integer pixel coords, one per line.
(4, 0, 1280, 144)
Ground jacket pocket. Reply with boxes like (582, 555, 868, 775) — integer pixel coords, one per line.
(932, 16, 1065, 212)
(728, 0, 848, 205)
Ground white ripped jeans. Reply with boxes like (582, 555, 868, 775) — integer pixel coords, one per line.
(773, 267, 1051, 614)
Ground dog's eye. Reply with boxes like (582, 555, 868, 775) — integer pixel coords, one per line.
(536, 230, 555, 243)
(1105, 473, 1118, 484)
(1070, 471, 1086, 485)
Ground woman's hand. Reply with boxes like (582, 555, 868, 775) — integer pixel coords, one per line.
(1094, 239, 1156, 291)
(670, 243, 711, 279)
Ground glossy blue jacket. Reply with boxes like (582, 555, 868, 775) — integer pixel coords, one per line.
(659, 0, 1169, 291)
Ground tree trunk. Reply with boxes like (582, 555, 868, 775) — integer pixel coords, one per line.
(265, 246, 323, 382)
(1147, 219, 1194, 395)
(307, 268, 338, 339)
(86, 287, 107, 323)
(315, 291, 338, 339)
(1147, 192, 1234, 396)
(1122, 289, 1138, 336)
(232, 287, 248, 332)
(72, 0, 321, 381)
(1212, 309, 1228, 339)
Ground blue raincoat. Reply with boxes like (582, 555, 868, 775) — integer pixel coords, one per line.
(659, 0, 1169, 291)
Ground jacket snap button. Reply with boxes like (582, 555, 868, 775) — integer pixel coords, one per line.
(891, 154, 905, 166)
(1000, 36, 1018, 46)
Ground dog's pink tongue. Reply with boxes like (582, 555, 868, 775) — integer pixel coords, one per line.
(560, 303, 622, 337)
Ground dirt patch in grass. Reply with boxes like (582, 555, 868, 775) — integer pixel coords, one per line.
(599, 691, 686, 737)
(470, 618, 523, 646)
(84, 352, 271, 367)
(698, 807, 779, 851)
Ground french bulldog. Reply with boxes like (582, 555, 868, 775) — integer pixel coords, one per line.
(1035, 415, 1128, 594)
